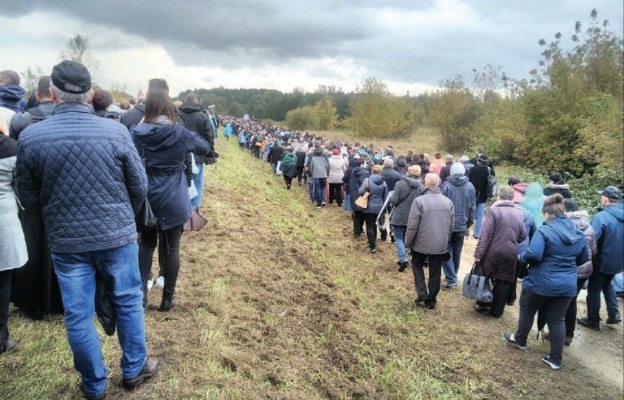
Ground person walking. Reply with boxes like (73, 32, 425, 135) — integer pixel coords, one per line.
(404, 174, 454, 310)
(441, 163, 475, 288)
(328, 148, 347, 207)
(280, 147, 297, 190)
(389, 165, 423, 271)
(503, 194, 588, 370)
(16, 61, 158, 398)
(358, 165, 388, 253)
(307, 143, 330, 209)
(577, 186, 623, 330)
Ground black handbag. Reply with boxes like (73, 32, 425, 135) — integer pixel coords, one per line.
(461, 262, 494, 302)
(135, 146, 158, 231)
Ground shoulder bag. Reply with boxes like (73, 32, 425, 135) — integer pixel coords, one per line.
(354, 178, 370, 209)
(462, 261, 493, 302)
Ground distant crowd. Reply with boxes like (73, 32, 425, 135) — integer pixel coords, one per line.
(0, 60, 622, 400)
(226, 116, 623, 371)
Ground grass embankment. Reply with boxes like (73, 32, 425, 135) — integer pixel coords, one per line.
(0, 135, 621, 399)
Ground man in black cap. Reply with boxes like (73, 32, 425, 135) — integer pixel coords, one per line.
(16, 60, 158, 399)
(578, 185, 623, 330)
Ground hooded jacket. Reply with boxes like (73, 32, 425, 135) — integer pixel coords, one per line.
(543, 183, 571, 199)
(280, 152, 297, 178)
(0, 83, 25, 112)
(389, 175, 423, 226)
(566, 211, 596, 279)
(16, 102, 147, 253)
(441, 174, 476, 232)
(344, 166, 369, 210)
(395, 157, 408, 175)
(404, 186, 454, 255)
(520, 215, 589, 297)
(474, 201, 526, 282)
(176, 102, 215, 164)
(10, 101, 55, 140)
(591, 203, 624, 275)
(307, 148, 329, 179)
(131, 121, 210, 230)
(358, 174, 387, 215)
(120, 103, 145, 129)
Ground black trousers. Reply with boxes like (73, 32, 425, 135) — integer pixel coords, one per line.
(0, 270, 12, 352)
(477, 279, 512, 317)
(411, 251, 444, 305)
(364, 213, 377, 248)
(328, 183, 343, 205)
(352, 210, 365, 237)
(139, 226, 183, 299)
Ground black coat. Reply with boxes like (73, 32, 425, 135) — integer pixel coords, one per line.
(176, 102, 215, 164)
(468, 165, 490, 204)
(269, 145, 284, 164)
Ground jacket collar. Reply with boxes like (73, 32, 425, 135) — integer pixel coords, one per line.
(53, 102, 96, 115)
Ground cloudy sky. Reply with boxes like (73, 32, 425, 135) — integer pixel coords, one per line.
(0, 0, 621, 97)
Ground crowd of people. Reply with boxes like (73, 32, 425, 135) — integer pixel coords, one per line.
(227, 116, 623, 371)
(0, 62, 219, 399)
(0, 60, 622, 399)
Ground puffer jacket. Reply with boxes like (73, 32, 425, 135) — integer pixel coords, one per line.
(389, 175, 422, 226)
(10, 101, 55, 140)
(358, 174, 387, 215)
(16, 102, 147, 253)
(328, 155, 347, 183)
(520, 215, 589, 297)
(344, 166, 369, 210)
(566, 211, 596, 279)
(590, 203, 624, 275)
(404, 186, 454, 255)
(120, 103, 145, 129)
(131, 120, 210, 230)
(474, 201, 526, 282)
(441, 174, 476, 232)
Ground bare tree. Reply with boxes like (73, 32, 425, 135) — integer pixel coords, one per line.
(60, 34, 100, 82)
(21, 65, 45, 94)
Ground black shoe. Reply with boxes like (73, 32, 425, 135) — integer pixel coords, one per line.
(369, 247, 377, 254)
(397, 261, 408, 272)
(158, 298, 173, 312)
(122, 357, 160, 390)
(577, 317, 600, 331)
(425, 300, 436, 310)
(606, 315, 622, 324)
(415, 297, 426, 306)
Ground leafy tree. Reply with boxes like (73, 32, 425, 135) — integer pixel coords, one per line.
(285, 106, 318, 130)
(425, 76, 480, 153)
(349, 77, 416, 138)
(313, 97, 338, 130)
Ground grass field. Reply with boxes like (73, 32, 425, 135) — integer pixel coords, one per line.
(0, 134, 621, 399)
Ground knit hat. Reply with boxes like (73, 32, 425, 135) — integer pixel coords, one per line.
(450, 163, 465, 175)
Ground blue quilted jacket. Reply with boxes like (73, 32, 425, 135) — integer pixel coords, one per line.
(15, 102, 148, 253)
(130, 121, 211, 230)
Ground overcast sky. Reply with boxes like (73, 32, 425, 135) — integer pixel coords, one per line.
(0, 0, 622, 96)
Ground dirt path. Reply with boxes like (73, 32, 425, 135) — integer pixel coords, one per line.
(459, 238, 624, 390)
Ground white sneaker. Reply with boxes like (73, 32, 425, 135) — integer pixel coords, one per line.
(155, 276, 165, 289)
(146, 279, 153, 291)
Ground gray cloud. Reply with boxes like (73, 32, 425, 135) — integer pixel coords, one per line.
(1, 0, 621, 89)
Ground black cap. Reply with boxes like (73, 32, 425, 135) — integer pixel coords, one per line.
(147, 78, 169, 93)
(51, 60, 91, 94)
(597, 186, 621, 200)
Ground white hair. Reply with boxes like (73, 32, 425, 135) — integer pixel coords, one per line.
(50, 82, 92, 104)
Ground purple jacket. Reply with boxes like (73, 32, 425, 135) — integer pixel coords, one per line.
(474, 201, 526, 282)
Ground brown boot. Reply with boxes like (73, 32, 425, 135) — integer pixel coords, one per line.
(123, 357, 159, 390)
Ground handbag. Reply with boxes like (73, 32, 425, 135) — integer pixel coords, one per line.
(462, 262, 493, 302)
(354, 178, 369, 209)
(135, 146, 158, 231)
(183, 209, 208, 231)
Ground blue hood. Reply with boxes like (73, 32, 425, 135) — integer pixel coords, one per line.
(545, 215, 585, 245)
(604, 203, 624, 222)
(0, 83, 25, 112)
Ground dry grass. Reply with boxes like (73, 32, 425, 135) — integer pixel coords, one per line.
(0, 134, 621, 399)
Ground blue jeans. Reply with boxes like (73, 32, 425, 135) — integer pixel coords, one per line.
(473, 202, 486, 238)
(190, 163, 204, 210)
(586, 271, 619, 323)
(391, 225, 407, 263)
(442, 231, 466, 285)
(52, 242, 147, 398)
(314, 178, 327, 206)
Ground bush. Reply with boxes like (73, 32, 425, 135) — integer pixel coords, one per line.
(285, 106, 318, 131)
